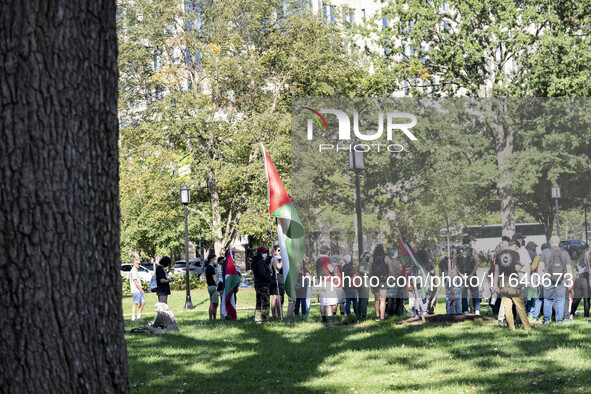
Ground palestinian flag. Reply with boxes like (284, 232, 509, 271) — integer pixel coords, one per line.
(262, 143, 305, 299)
(221, 248, 240, 320)
(398, 237, 429, 298)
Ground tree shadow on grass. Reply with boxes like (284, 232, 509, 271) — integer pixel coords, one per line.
(125, 316, 591, 393)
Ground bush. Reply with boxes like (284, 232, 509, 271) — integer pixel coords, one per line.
(169, 274, 208, 291)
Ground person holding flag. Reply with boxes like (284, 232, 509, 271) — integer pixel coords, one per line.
(221, 248, 242, 320)
(399, 237, 429, 321)
(261, 144, 305, 317)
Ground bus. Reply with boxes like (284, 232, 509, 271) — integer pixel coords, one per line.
(462, 223, 547, 253)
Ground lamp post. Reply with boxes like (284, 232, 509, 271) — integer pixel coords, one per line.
(584, 196, 589, 245)
(180, 184, 194, 309)
(552, 182, 561, 238)
(349, 142, 365, 263)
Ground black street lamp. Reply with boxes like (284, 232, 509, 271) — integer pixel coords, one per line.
(349, 142, 365, 264)
(552, 182, 561, 238)
(584, 196, 588, 245)
(180, 184, 194, 309)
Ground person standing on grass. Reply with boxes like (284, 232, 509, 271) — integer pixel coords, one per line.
(494, 241, 532, 331)
(370, 244, 393, 321)
(342, 255, 358, 316)
(130, 258, 146, 321)
(317, 245, 338, 325)
(454, 235, 481, 315)
(331, 254, 346, 316)
(205, 257, 218, 320)
(295, 260, 312, 316)
(216, 256, 225, 305)
(270, 251, 285, 318)
(570, 257, 590, 319)
(252, 247, 271, 323)
(539, 236, 572, 324)
(357, 251, 371, 319)
(156, 256, 173, 304)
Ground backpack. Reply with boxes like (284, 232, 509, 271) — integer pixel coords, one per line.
(547, 248, 566, 285)
(456, 245, 475, 275)
(371, 256, 388, 280)
(343, 262, 355, 279)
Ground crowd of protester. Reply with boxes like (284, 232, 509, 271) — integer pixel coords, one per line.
(128, 232, 589, 330)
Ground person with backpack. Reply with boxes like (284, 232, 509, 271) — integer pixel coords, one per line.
(494, 241, 532, 330)
(369, 244, 393, 321)
(453, 236, 481, 314)
(342, 255, 358, 316)
(539, 236, 573, 324)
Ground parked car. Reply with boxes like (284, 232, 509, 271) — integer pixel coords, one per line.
(560, 239, 589, 259)
(172, 259, 202, 278)
(120, 264, 153, 282)
(140, 261, 155, 274)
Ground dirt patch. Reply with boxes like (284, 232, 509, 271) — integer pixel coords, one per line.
(397, 313, 496, 326)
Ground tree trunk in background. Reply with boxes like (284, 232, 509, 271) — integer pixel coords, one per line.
(489, 101, 516, 238)
(0, 1, 129, 392)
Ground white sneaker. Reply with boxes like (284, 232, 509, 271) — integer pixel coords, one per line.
(475, 310, 480, 315)
(137, 314, 141, 320)
(131, 316, 136, 321)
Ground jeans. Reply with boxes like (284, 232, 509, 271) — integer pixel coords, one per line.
(445, 280, 461, 314)
(461, 281, 481, 312)
(345, 297, 358, 315)
(358, 297, 369, 317)
(526, 297, 536, 316)
(543, 280, 566, 323)
(294, 297, 309, 316)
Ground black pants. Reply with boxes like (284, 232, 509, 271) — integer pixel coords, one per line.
(571, 273, 590, 317)
(255, 286, 270, 322)
(158, 294, 168, 304)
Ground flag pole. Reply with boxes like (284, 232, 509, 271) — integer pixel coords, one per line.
(261, 143, 283, 321)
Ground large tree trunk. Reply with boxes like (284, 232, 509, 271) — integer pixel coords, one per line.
(488, 100, 516, 238)
(0, 1, 129, 392)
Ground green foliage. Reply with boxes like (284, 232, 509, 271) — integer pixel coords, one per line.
(118, 0, 364, 258)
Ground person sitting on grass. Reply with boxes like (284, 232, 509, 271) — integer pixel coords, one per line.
(146, 303, 178, 333)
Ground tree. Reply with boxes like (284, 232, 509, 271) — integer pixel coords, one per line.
(363, 0, 591, 237)
(0, 0, 128, 392)
(118, 0, 363, 255)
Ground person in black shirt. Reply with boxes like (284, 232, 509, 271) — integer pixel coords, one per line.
(147, 302, 178, 333)
(252, 247, 271, 323)
(494, 242, 531, 330)
(205, 258, 218, 320)
(156, 256, 174, 304)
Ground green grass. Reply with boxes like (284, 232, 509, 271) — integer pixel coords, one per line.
(125, 290, 591, 393)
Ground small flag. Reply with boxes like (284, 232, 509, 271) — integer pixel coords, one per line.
(221, 248, 240, 320)
(399, 237, 429, 298)
(262, 144, 305, 299)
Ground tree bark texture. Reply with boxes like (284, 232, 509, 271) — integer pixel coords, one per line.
(0, 1, 129, 393)
(487, 100, 516, 238)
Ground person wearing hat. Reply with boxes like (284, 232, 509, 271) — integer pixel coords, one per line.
(252, 246, 271, 323)
(316, 245, 337, 325)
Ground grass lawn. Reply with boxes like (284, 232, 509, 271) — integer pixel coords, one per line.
(124, 290, 591, 393)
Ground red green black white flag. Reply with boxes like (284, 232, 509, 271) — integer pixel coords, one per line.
(221, 247, 240, 320)
(261, 143, 305, 299)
